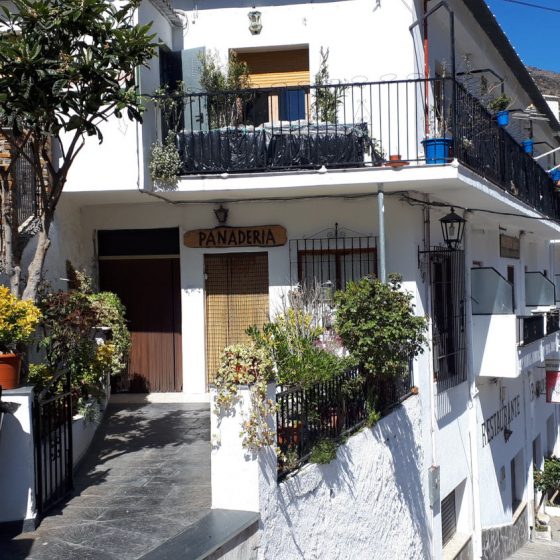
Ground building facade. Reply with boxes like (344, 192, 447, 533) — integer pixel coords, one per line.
(33, 0, 560, 557)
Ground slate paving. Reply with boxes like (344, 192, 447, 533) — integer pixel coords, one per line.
(0, 402, 211, 560)
(508, 514, 560, 559)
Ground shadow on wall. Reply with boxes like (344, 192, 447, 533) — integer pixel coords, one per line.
(271, 399, 431, 559)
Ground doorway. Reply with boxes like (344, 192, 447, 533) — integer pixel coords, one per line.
(97, 226, 184, 393)
(205, 252, 269, 384)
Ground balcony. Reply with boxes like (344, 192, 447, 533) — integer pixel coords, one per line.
(156, 77, 560, 220)
(525, 271, 556, 308)
(471, 267, 518, 378)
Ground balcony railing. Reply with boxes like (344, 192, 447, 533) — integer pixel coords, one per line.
(518, 314, 545, 345)
(157, 77, 560, 219)
(276, 364, 412, 478)
(525, 272, 556, 307)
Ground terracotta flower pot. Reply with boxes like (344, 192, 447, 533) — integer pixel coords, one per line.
(384, 154, 409, 168)
(0, 353, 22, 390)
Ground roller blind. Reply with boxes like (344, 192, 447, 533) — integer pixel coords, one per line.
(238, 49, 310, 88)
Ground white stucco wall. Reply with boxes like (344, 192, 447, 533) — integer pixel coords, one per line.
(257, 395, 430, 560)
(0, 387, 36, 527)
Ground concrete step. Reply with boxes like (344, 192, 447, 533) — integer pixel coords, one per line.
(139, 509, 259, 560)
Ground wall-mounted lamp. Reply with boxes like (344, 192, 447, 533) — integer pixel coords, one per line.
(248, 10, 262, 35)
(440, 207, 466, 250)
(214, 205, 229, 225)
(504, 427, 513, 443)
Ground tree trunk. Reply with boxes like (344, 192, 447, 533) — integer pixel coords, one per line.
(21, 214, 52, 302)
(0, 171, 22, 297)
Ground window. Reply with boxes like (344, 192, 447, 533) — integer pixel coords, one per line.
(427, 248, 466, 392)
(290, 236, 377, 291)
(441, 490, 457, 547)
(510, 457, 518, 510)
(507, 265, 516, 310)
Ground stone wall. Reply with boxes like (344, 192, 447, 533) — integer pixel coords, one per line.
(454, 538, 473, 560)
(481, 505, 528, 560)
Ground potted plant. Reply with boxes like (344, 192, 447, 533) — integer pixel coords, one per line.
(422, 105, 453, 165)
(488, 94, 512, 127)
(522, 138, 535, 156)
(0, 287, 41, 389)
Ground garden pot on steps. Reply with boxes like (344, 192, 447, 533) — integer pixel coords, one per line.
(0, 353, 22, 390)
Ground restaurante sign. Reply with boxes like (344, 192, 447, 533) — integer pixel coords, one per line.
(184, 225, 287, 249)
(481, 395, 521, 447)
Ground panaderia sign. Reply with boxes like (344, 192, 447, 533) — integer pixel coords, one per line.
(481, 395, 521, 447)
(184, 225, 287, 249)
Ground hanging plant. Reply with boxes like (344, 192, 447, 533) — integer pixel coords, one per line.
(213, 342, 276, 451)
(149, 132, 182, 190)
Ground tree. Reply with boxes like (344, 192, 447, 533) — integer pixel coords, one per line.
(0, 0, 156, 300)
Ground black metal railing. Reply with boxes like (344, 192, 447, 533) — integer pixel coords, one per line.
(156, 77, 560, 220)
(547, 311, 560, 335)
(453, 82, 560, 219)
(276, 364, 413, 478)
(518, 314, 545, 346)
(33, 369, 73, 515)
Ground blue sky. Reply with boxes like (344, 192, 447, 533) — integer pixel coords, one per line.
(485, 0, 560, 73)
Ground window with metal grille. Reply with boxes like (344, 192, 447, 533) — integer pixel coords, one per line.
(441, 490, 457, 547)
(425, 247, 466, 393)
(289, 236, 377, 291)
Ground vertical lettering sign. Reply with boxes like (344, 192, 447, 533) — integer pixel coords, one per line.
(480, 395, 521, 447)
(546, 371, 560, 403)
(184, 225, 287, 249)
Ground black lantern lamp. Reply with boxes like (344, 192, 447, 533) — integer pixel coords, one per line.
(440, 207, 466, 250)
(214, 205, 229, 225)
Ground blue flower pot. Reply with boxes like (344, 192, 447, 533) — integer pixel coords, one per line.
(496, 110, 509, 127)
(422, 138, 452, 165)
(522, 139, 534, 156)
(549, 169, 560, 183)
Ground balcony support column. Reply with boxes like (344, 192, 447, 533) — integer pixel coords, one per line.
(377, 183, 386, 282)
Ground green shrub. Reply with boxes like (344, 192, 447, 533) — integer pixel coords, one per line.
(310, 439, 337, 464)
(248, 308, 353, 387)
(334, 273, 427, 378)
(534, 456, 560, 505)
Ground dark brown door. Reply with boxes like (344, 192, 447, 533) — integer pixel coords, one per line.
(99, 258, 182, 393)
(205, 253, 269, 384)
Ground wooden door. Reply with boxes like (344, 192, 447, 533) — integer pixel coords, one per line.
(99, 258, 182, 393)
(205, 253, 269, 383)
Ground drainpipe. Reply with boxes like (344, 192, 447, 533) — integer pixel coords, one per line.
(423, 201, 438, 560)
(463, 215, 483, 558)
(377, 183, 386, 282)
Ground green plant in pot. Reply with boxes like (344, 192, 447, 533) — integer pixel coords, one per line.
(0, 286, 41, 389)
(488, 94, 512, 127)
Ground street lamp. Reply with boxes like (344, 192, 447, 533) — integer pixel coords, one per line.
(440, 207, 466, 250)
(214, 205, 229, 225)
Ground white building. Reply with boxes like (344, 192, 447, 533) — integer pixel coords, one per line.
(32, 0, 560, 558)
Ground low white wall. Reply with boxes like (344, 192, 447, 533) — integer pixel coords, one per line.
(211, 387, 430, 560)
(0, 386, 36, 529)
(260, 396, 430, 560)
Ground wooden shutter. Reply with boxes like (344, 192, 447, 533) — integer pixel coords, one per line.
(237, 49, 310, 88)
(205, 253, 269, 384)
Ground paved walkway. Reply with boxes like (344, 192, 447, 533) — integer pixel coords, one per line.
(508, 514, 560, 559)
(0, 402, 211, 560)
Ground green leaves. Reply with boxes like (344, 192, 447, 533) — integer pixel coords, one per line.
(334, 275, 428, 378)
(0, 0, 157, 139)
